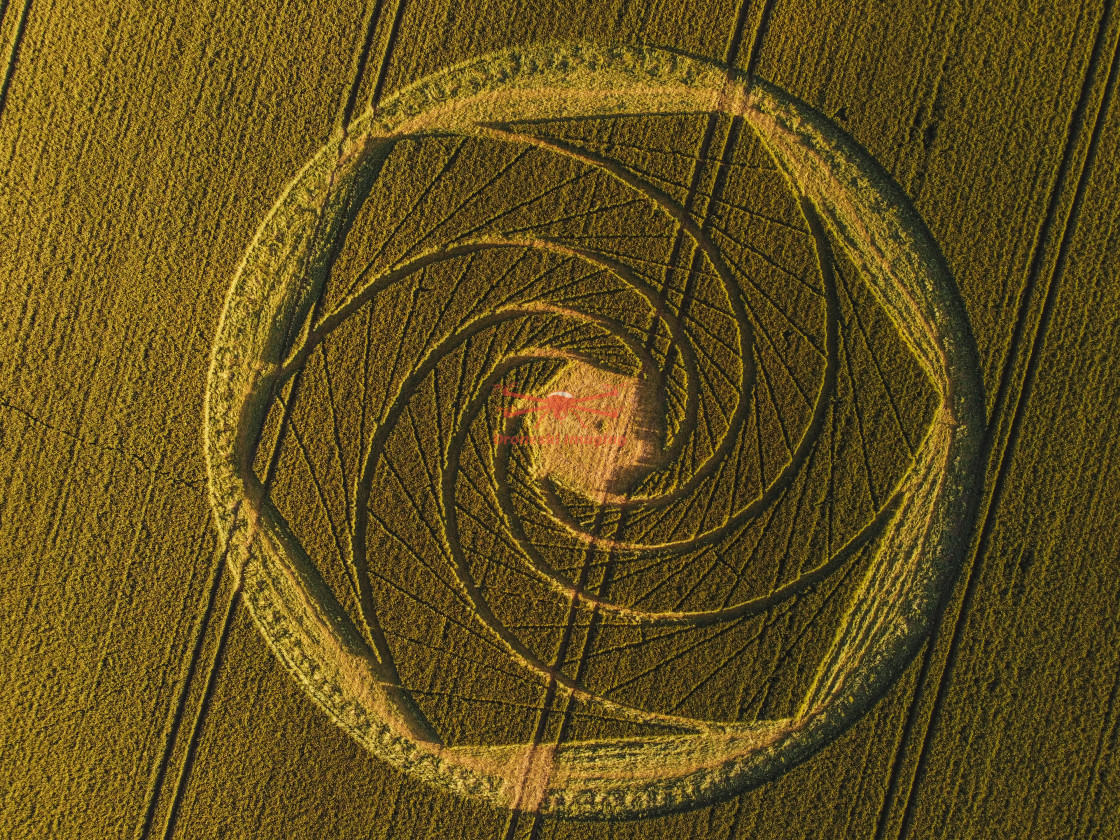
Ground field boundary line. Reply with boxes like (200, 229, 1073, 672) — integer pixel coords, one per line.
(878, 3, 1120, 837)
(0, 0, 31, 121)
(135, 4, 410, 837)
(502, 5, 774, 837)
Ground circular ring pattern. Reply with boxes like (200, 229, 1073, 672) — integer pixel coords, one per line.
(204, 42, 984, 819)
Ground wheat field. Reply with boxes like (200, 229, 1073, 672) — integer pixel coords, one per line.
(1, 1, 1118, 839)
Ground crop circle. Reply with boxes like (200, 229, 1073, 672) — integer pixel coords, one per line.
(204, 42, 983, 819)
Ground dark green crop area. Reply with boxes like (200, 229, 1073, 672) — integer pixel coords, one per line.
(1, 1, 1119, 838)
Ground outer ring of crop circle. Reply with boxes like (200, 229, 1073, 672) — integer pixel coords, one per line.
(204, 42, 985, 819)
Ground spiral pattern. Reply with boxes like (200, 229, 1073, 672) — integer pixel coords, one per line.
(204, 43, 984, 819)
